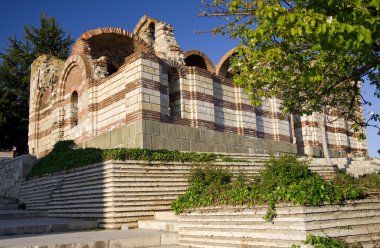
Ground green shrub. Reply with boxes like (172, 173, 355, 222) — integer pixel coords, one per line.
(171, 166, 233, 214)
(302, 234, 351, 248)
(171, 154, 365, 222)
(27, 140, 221, 179)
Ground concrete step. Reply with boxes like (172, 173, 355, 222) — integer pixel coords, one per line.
(0, 229, 179, 248)
(0, 217, 98, 235)
(0, 210, 47, 220)
(138, 220, 179, 232)
(137, 211, 179, 232)
(0, 197, 18, 210)
(0, 203, 18, 210)
(155, 211, 178, 221)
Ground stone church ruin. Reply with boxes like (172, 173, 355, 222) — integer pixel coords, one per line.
(28, 16, 367, 158)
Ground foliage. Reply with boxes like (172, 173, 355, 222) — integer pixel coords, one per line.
(27, 141, 103, 179)
(333, 171, 380, 194)
(291, 234, 357, 248)
(26, 140, 221, 179)
(172, 154, 366, 221)
(200, 0, 380, 130)
(0, 14, 73, 153)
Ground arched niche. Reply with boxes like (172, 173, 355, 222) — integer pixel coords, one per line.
(57, 54, 90, 101)
(184, 50, 215, 73)
(72, 28, 153, 76)
(216, 48, 238, 79)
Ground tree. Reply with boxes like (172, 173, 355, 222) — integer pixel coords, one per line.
(0, 14, 73, 154)
(200, 0, 380, 132)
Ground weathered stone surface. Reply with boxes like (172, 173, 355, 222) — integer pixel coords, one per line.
(0, 155, 36, 199)
(178, 199, 380, 248)
(19, 158, 336, 229)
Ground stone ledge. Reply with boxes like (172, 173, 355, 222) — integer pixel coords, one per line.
(178, 200, 380, 248)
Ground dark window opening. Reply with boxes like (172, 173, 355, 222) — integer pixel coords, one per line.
(107, 63, 118, 75)
(70, 91, 78, 127)
(168, 68, 181, 117)
(148, 22, 155, 41)
(185, 55, 208, 70)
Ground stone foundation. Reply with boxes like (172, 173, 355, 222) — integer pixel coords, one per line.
(78, 119, 297, 154)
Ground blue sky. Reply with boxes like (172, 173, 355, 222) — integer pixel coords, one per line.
(1, 0, 378, 156)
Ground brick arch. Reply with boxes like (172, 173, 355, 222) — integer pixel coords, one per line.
(133, 15, 160, 35)
(216, 47, 238, 78)
(161, 60, 187, 79)
(36, 90, 52, 111)
(72, 28, 153, 56)
(56, 55, 91, 102)
(184, 50, 215, 73)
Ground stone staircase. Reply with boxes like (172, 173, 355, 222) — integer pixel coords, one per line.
(137, 211, 179, 232)
(19, 155, 338, 229)
(20, 160, 268, 229)
(218, 153, 338, 179)
(137, 211, 183, 247)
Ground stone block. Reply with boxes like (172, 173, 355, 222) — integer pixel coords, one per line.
(142, 134, 152, 149)
(95, 133, 110, 149)
(128, 123, 136, 139)
(167, 125, 177, 138)
(177, 125, 188, 139)
(160, 137, 170, 150)
(152, 136, 163, 149)
(190, 141, 201, 151)
(110, 127, 123, 148)
(216, 144, 226, 153)
(159, 123, 168, 137)
(205, 143, 217, 152)
(198, 143, 208, 152)
(169, 139, 181, 151)
(144, 120, 155, 135)
(153, 122, 160, 136)
(193, 129, 201, 141)
(185, 127, 193, 141)
(181, 140, 190, 151)
(135, 134, 143, 148)
(226, 145, 235, 153)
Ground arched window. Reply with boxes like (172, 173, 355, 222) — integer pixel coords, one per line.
(168, 68, 181, 117)
(148, 22, 155, 41)
(70, 91, 78, 127)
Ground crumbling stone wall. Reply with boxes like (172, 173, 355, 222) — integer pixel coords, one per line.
(0, 155, 36, 199)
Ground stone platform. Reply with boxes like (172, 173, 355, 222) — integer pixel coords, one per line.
(0, 210, 97, 236)
(0, 229, 179, 248)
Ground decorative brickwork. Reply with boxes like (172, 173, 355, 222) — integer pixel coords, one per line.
(28, 16, 367, 158)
